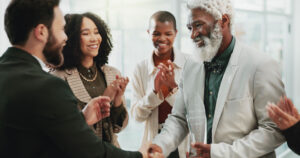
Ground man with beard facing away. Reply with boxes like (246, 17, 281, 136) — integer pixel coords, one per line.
(0, 0, 149, 158)
(148, 0, 286, 157)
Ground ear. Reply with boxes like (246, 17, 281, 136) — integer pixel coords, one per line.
(33, 24, 49, 43)
(220, 14, 230, 29)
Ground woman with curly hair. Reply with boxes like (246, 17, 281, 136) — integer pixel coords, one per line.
(52, 12, 129, 147)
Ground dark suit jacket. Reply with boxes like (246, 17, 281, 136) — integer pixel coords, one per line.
(283, 121, 300, 155)
(0, 47, 142, 158)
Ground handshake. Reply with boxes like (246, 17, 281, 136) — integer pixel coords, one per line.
(139, 142, 164, 158)
(139, 141, 212, 158)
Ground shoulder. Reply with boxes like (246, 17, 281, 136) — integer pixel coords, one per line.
(101, 64, 121, 76)
(133, 58, 149, 73)
(50, 68, 77, 80)
(38, 73, 71, 92)
(236, 41, 279, 71)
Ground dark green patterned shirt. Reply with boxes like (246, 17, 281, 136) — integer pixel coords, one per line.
(204, 37, 235, 144)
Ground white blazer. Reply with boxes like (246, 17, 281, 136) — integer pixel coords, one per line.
(153, 40, 285, 158)
(131, 48, 189, 158)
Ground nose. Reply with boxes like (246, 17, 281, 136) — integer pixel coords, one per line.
(64, 32, 68, 42)
(158, 34, 167, 42)
(190, 28, 199, 40)
(90, 34, 97, 42)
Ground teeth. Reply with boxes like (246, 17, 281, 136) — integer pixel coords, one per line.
(158, 43, 167, 47)
(88, 45, 98, 49)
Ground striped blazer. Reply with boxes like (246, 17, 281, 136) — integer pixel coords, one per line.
(51, 65, 128, 147)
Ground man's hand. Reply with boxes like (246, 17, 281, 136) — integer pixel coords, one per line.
(147, 144, 164, 158)
(82, 96, 110, 125)
(113, 75, 129, 107)
(187, 143, 211, 158)
(267, 96, 300, 130)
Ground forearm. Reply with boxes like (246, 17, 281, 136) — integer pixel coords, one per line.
(152, 113, 189, 157)
(110, 104, 127, 132)
(211, 125, 285, 158)
(282, 121, 300, 155)
(131, 90, 164, 122)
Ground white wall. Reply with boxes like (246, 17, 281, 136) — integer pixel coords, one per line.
(0, 0, 10, 55)
(293, 0, 300, 108)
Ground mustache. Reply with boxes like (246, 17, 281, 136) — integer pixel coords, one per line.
(193, 34, 209, 43)
(193, 35, 202, 42)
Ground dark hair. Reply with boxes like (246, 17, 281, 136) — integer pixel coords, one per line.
(4, 0, 60, 45)
(149, 11, 177, 30)
(59, 12, 113, 70)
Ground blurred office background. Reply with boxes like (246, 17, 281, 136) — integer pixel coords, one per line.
(0, 0, 299, 157)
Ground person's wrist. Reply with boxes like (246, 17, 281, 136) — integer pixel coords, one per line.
(113, 97, 122, 107)
(169, 82, 178, 91)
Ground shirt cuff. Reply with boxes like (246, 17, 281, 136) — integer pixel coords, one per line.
(146, 90, 164, 108)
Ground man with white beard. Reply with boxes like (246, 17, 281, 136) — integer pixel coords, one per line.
(147, 0, 286, 157)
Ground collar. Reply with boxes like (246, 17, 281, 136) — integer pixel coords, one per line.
(147, 48, 186, 76)
(77, 62, 97, 76)
(31, 55, 49, 72)
(212, 36, 236, 64)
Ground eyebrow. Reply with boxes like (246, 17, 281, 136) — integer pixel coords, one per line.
(80, 28, 98, 32)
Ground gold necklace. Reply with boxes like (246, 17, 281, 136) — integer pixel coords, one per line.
(79, 70, 98, 82)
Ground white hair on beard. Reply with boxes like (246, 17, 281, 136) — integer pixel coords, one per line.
(192, 23, 223, 62)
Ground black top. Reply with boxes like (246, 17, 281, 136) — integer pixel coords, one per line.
(282, 121, 300, 155)
(0, 47, 142, 158)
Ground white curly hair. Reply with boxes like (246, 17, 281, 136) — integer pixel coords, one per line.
(187, 0, 234, 31)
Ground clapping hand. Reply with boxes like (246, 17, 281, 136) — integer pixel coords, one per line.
(154, 60, 177, 93)
(113, 75, 129, 107)
(103, 75, 129, 107)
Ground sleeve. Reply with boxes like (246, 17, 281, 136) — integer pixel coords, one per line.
(34, 77, 142, 158)
(282, 121, 300, 155)
(211, 57, 286, 158)
(131, 63, 164, 122)
(110, 104, 127, 133)
(111, 67, 129, 133)
(152, 73, 189, 157)
(165, 87, 179, 106)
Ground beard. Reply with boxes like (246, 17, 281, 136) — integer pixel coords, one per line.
(192, 23, 223, 62)
(43, 31, 64, 68)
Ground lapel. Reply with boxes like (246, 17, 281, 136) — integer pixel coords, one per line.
(185, 59, 206, 108)
(186, 60, 207, 143)
(211, 41, 242, 141)
(65, 64, 115, 103)
(101, 65, 115, 86)
(66, 68, 92, 103)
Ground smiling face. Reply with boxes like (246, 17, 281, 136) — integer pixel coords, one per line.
(148, 20, 177, 56)
(80, 17, 102, 59)
(187, 8, 223, 62)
